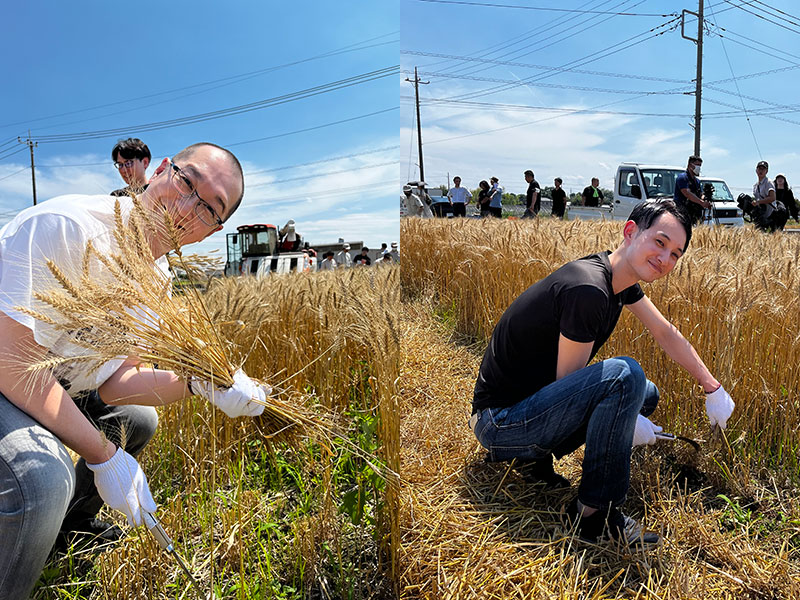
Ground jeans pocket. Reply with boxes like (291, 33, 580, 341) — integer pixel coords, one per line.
(489, 442, 549, 463)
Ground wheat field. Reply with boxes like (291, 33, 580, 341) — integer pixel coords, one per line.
(37, 266, 400, 600)
(399, 217, 800, 599)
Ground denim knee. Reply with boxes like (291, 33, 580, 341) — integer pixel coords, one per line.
(607, 356, 647, 411)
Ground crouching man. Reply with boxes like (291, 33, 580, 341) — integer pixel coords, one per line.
(0, 143, 269, 599)
(469, 199, 735, 547)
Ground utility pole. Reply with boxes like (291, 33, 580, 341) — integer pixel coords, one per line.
(682, 3, 704, 156)
(405, 67, 429, 183)
(17, 130, 38, 205)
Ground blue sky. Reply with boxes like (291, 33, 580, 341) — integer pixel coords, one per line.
(0, 3, 398, 257)
(401, 0, 800, 198)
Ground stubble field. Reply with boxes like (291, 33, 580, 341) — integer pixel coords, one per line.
(398, 216, 800, 599)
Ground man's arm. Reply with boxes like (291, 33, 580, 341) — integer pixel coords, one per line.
(755, 188, 776, 205)
(0, 312, 116, 464)
(98, 358, 190, 407)
(626, 296, 719, 392)
(680, 186, 711, 208)
(556, 334, 594, 380)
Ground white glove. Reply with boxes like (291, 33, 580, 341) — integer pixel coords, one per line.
(86, 447, 157, 527)
(632, 415, 663, 447)
(192, 369, 269, 418)
(705, 385, 735, 429)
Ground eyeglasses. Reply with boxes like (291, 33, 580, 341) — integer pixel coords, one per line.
(114, 159, 136, 170)
(169, 162, 224, 227)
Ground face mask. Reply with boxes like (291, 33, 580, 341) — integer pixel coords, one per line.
(692, 165, 701, 176)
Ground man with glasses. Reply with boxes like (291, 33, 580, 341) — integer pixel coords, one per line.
(0, 142, 265, 600)
(110, 138, 151, 197)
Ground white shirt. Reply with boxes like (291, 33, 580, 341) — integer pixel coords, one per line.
(448, 186, 471, 204)
(335, 250, 352, 268)
(0, 194, 169, 393)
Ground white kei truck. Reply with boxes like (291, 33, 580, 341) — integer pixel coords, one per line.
(566, 163, 743, 226)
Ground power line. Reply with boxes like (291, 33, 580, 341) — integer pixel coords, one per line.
(404, 71, 686, 95)
(0, 147, 27, 163)
(450, 16, 680, 101)
(0, 32, 399, 133)
(401, 53, 691, 83)
(748, 0, 800, 24)
(709, 24, 800, 65)
(721, 0, 800, 36)
(446, 0, 645, 78)
(402, 95, 720, 117)
(245, 182, 391, 209)
(706, 2, 762, 157)
(415, 0, 621, 76)
(248, 161, 396, 189)
(412, 0, 673, 16)
(30, 66, 399, 143)
(244, 146, 399, 176)
(225, 107, 398, 148)
(0, 167, 29, 183)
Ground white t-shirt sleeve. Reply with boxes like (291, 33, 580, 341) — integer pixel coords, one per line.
(0, 211, 91, 346)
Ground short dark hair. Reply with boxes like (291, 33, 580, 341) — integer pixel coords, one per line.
(490, 176, 498, 183)
(172, 142, 244, 223)
(112, 138, 151, 163)
(554, 177, 562, 184)
(453, 176, 461, 181)
(627, 199, 692, 252)
(324, 251, 334, 258)
(688, 155, 702, 165)
(524, 170, 534, 178)
(362, 246, 369, 252)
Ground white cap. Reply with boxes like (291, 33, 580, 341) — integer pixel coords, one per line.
(391, 241, 398, 248)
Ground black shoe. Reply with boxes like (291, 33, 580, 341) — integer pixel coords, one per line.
(563, 497, 662, 548)
(514, 455, 570, 490)
(54, 518, 123, 553)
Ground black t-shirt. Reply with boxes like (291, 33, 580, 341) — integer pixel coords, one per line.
(110, 183, 148, 198)
(526, 179, 540, 209)
(551, 188, 567, 211)
(478, 189, 491, 207)
(582, 186, 603, 207)
(472, 252, 644, 412)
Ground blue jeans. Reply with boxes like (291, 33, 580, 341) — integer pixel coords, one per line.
(473, 357, 658, 509)
(0, 391, 157, 600)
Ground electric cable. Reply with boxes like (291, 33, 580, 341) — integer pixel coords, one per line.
(31, 66, 399, 143)
(411, 0, 671, 16)
(0, 32, 399, 132)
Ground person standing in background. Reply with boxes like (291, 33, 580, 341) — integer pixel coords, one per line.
(551, 178, 567, 219)
(447, 176, 471, 218)
(522, 170, 541, 218)
(111, 138, 151, 198)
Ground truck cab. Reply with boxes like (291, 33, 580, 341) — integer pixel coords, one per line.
(225, 223, 315, 277)
(566, 164, 743, 226)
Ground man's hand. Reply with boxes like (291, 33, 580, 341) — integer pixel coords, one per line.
(192, 369, 269, 418)
(86, 447, 157, 527)
(633, 415, 663, 447)
(705, 386, 735, 429)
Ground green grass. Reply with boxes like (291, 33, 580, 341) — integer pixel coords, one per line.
(34, 406, 393, 600)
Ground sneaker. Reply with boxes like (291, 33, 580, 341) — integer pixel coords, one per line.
(54, 518, 123, 553)
(514, 455, 570, 490)
(564, 497, 662, 547)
